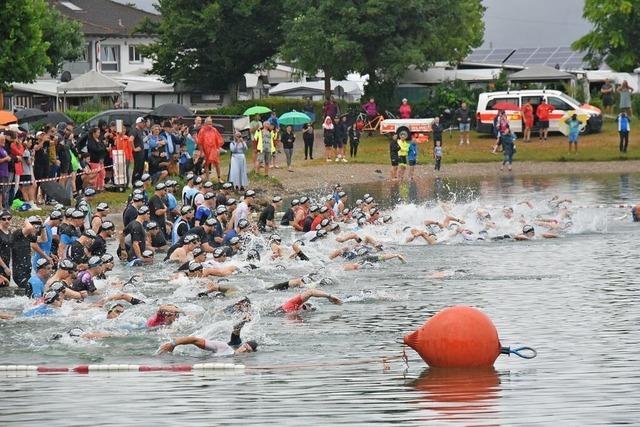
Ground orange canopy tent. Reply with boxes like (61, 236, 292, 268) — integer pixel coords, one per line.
(0, 111, 17, 126)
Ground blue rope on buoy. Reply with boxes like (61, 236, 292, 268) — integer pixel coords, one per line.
(501, 345, 537, 359)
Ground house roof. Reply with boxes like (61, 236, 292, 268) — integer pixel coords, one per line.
(48, 0, 159, 37)
(58, 70, 126, 95)
(400, 67, 503, 85)
(508, 65, 575, 81)
(270, 80, 362, 96)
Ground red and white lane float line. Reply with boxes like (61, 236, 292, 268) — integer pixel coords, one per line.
(0, 363, 245, 375)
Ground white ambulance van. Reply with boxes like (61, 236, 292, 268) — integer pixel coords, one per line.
(475, 89, 602, 134)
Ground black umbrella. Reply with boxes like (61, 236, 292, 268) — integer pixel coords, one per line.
(150, 103, 193, 118)
(39, 181, 72, 206)
(44, 111, 74, 124)
(15, 108, 46, 122)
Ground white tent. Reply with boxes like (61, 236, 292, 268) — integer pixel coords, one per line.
(57, 70, 126, 96)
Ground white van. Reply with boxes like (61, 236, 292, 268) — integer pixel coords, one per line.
(475, 89, 603, 134)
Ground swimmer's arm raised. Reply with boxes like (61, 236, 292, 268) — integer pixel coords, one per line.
(158, 336, 204, 353)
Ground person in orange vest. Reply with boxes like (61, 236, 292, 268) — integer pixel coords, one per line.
(535, 98, 554, 142)
(196, 117, 224, 182)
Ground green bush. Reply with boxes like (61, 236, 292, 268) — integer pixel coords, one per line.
(66, 111, 99, 124)
(202, 97, 359, 121)
(632, 94, 640, 118)
(410, 80, 483, 119)
(588, 96, 603, 111)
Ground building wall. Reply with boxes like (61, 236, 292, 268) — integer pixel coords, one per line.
(62, 37, 155, 77)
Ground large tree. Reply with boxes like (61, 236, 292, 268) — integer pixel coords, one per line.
(281, 0, 485, 103)
(572, 0, 640, 72)
(0, 0, 84, 93)
(0, 0, 49, 91)
(40, 4, 85, 78)
(140, 0, 284, 99)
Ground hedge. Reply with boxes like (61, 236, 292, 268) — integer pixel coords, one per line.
(66, 111, 99, 124)
(201, 97, 360, 120)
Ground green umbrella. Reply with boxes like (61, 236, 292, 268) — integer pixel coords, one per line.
(243, 105, 272, 116)
(278, 110, 311, 126)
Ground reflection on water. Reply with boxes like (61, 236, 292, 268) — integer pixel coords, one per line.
(410, 368, 501, 421)
(1, 173, 640, 425)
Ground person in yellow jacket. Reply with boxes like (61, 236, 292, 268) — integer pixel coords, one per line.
(397, 133, 410, 182)
(255, 122, 276, 177)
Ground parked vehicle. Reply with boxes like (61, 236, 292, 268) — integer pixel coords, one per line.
(380, 118, 435, 143)
(475, 89, 602, 134)
(74, 109, 151, 136)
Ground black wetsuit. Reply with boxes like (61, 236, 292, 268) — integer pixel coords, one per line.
(258, 205, 275, 231)
(281, 208, 294, 226)
(0, 229, 11, 281)
(11, 230, 35, 288)
(90, 234, 107, 256)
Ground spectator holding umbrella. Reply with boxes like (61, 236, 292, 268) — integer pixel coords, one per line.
(302, 123, 314, 160)
(280, 125, 296, 172)
(229, 131, 249, 190)
(399, 98, 412, 119)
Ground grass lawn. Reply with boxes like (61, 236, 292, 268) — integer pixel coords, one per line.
(297, 120, 638, 165)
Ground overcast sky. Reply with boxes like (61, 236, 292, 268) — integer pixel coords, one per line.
(115, 0, 592, 49)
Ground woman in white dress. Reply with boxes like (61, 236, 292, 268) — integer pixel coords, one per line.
(228, 131, 249, 190)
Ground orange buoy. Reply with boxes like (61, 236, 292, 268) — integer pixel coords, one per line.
(403, 306, 501, 368)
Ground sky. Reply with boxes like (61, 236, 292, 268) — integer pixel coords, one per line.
(114, 0, 593, 49)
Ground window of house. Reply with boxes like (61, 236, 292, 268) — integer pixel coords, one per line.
(80, 43, 90, 62)
(101, 45, 120, 72)
(129, 45, 143, 63)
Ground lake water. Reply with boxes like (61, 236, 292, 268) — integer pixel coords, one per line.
(1, 173, 639, 426)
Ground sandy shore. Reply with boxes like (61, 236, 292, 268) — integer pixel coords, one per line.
(268, 160, 640, 193)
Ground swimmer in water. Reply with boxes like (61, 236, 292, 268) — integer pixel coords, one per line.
(515, 224, 557, 240)
(157, 316, 257, 356)
(269, 234, 308, 261)
(146, 304, 183, 328)
(267, 273, 335, 290)
(274, 289, 342, 314)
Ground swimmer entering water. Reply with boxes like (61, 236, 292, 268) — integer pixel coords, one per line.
(157, 317, 257, 356)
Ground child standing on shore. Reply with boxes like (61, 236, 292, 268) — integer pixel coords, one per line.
(407, 136, 418, 180)
(565, 114, 581, 154)
(434, 140, 443, 172)
(618, 112, 631, 153)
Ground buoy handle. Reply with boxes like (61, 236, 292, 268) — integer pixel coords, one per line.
(501, 345, 537, 359)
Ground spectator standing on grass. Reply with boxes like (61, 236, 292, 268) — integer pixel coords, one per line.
(362, 98, 378, 121)
(131, 118, 146, 182)
(565, 114, 581, 154)
(522, 100, 534, 142)
(281, 125, 296, 172)
(302, 123, 314, 160)
(617, 80, 634, 116)
(87, 127, 108, 191)
(323, 116, 335, 162)
(323, 97, 338, 120)
(229, 131, 249, 190)
(197, 117, 225, 183)
(601, 79, 614, 115)
(500, 129, 516, 172)
(408, 136, 418, 180)
(33, 131, 49, 206)
(399, 98, 412, 119)
(618, 111, 631, 153)
(334, 116, 348, 163)
(389, 134, 400, 181)
(115, 127, 134, 188)
(536, 98, 554, 142)
(0, 135, 11, 209)
(434, 140, 443, 172)
(431, 117, 443, 148)
(348, 121, 361, 158)
(455, 102, 471, 145)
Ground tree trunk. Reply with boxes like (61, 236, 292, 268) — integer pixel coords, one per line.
(324, 72, 332, 100)
(228, 81, 239, 104)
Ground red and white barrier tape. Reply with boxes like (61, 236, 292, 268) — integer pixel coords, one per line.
(0, 165, 114, 186)
(0, 363, 244, 374)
